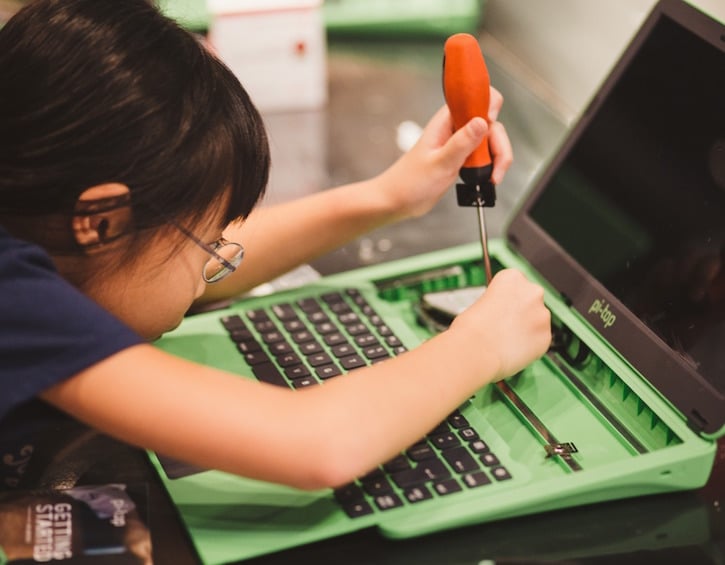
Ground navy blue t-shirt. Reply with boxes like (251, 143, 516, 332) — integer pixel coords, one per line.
(0, 226, 143, 420)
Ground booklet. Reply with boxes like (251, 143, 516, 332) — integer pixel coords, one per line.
(0, 483, 151, 564)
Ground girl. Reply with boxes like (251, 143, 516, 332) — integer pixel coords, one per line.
(0, 0, 550, 490)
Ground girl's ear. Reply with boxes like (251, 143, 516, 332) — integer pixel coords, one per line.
(72, 183, 133, 250)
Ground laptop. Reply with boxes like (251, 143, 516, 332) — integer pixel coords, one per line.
(150, 1, 725, 562)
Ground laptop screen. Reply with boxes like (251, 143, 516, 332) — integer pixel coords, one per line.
(507, 0, 725, 433)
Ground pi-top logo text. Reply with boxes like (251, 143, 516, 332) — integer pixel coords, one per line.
(588, 299, 617, 328)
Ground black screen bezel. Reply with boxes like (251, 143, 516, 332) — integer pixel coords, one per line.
(506, 0, 725, 435)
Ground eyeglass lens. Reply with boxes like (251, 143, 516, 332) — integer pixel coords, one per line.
(204, 241, 244, 282)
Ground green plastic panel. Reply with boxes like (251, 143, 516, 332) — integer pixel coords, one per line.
(158, 0, 210, 31)
(151, 239, 716, 564)
(324, 0, 484, 37)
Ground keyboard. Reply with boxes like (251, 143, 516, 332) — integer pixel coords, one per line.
(219, 287, 513, 517)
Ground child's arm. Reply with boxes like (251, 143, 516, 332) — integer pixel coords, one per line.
(199, 96, 511, 304)
(41, 269, 549, 490)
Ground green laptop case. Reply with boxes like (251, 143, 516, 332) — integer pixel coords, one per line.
(150, 241, 720, 564)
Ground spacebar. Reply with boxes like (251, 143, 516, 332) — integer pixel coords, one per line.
(252, 363, 289, 388)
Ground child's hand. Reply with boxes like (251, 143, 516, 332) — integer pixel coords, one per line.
(450, 269, 551, 381)
(375, 87, 512, 220)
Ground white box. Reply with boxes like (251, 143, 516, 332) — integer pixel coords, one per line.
(208, 0, 327, 113)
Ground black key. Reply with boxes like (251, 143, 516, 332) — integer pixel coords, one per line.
(334, 485, 374, 518)
(469, 439, 490, 454)
(237, 341, 261, 354)
(334, 349, 361, 364)
(329, 301, 352, 314)
(374, 493, 403, 511)
(480, 453, 501, 467)
(244, 351, 271, 366)
(385, 335, 403, 348)
(392, 459, 451, 488)
(377, 325, 393, 337)
(317, 364, 342, 380)
(277, 353, 302, 368)
(340, 355, 366, 370)
(391, 468, 428, 488)
(296, 297, 321, 313)
(308, 352, 333, 367)
(321, 291, 345, 305)
(345, 288, 362, 299)
(338, 312, 360, 325)
(221, 315, 246, 331)
(253, 363, 288, 388)
(299, 341, 324, 356)
(448, 412, 470, 429)
(292, 377, 317, 389)
(261, 331, 285, 345)
(331, 343, 356, 358)
(271, 303, 297, 321)
(323, 332, 348, 346)
(363, 346, 388, 360)
(360, 304, 376, 317)
(404, 485, 433, 503)
(463, 471, 492, 488)
(383, 455, 411, 473)
(407, 442, 436, 462)
(491, 466, 512, 481)
(292, 330, 315, 344)
(459, 427, 479, 442)
(307, 311, 330, 324)
(355, 334, 379, 347)
(368, 314, 384, 326)
(345, 322, 369, 336)
(334, 483, 365, 503)
(351, 295, 369, 308)
(228, 328, 254, 343)
(283, 319, 306, 333)
(442, 446, 480, 474)
(391, 345, 408, 355)
(285, 365, 310, 379)
(416, 459, 451, 481)
(361, 472, 394, 496)
(314, 321, 337, 335)
(430, 432, 461, 451)
(433, 479, 462, 496)
(246, 309, 270, 323)
(269, 341, 293, 356)
(254, 320, 277, 333)
(341, 499, 374, 518)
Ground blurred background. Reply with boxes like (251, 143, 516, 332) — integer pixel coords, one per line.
(3, 0, 724, 276)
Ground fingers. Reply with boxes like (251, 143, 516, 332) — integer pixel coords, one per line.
(418, 105, 454, 147)
(488, 87, 504, 121)
(489, 120, 513, 185)
(441, 86, 511, 185)
(422, 85, 511, 184)
(487, 88, 512, 185)
(436, 116, 488, 170)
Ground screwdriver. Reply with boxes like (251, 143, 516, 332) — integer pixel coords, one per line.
(443, 33, 496, 284)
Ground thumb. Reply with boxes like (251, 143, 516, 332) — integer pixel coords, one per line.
(438, 117, 487, 169)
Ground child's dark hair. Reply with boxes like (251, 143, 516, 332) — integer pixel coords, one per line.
(0, 0, 269, 250)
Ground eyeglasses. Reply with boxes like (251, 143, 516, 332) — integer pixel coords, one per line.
(167, 219, 245, 283)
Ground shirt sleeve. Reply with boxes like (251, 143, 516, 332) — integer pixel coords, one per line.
(0, 229, 143, 420)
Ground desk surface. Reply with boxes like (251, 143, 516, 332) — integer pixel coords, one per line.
(6, 416, 723, 565)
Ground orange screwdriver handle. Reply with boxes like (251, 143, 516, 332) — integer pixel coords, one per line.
(443, 33, 493, 189)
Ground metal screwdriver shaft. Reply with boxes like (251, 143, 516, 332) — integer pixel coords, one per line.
(475, 189, 493, 283)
